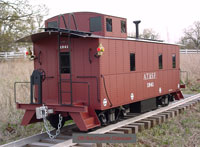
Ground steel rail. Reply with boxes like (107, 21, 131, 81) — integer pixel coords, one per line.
(1, 94, 200, 147)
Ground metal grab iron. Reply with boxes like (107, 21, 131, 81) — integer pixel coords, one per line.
(30, 69, 45, 104)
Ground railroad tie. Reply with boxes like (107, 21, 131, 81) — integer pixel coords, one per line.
(159, 112, 171, 119)
(169, 108, 180, 116)
(114, 127, 132, 134)
(182, 104, 191, 110)
(148, 116, 162, 125)
(135, 120, 151, 129)
(142, 118, 156, 127)
(123, 124, 139, 133)
(128, 123, 145, 132)
(186, 103, 192, 108)
(193, 99, 200, 103)
(172, 107, 184, 114)
(165, 110, 175, 118)
(188, 102, 195, 107)
(153, 114, 166, 123)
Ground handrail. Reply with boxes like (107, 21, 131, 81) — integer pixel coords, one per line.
(15, 81, 90, 106)
(101, 75, 112, 107)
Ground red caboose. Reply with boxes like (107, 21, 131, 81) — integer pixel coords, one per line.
(16, 12, 183, 132)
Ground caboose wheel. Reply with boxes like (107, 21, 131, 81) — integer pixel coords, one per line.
(161, 97, 165, 106)
(47, 114, 65, 129)
(99, 113, 107, 125)
(164, 96, 169, 106)
(160, 96, 169, 106)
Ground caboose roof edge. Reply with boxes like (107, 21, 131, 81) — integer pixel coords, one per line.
(89, 34, 182, 46)
(45, 11, 126, 21)
(16, 30, 181, 46)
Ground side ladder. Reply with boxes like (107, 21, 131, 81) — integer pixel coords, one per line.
(57, 14, 78, 105)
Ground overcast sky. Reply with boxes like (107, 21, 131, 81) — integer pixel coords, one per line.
(31, 0, 200, 43)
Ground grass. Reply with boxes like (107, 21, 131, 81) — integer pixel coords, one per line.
(0, 59, 45, 145)
(0, 59, 33, 124)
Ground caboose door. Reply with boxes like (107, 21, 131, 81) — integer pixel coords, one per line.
(59, 51, 72, 105)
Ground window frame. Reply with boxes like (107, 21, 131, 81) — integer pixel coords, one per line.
(60, 52, 70, 74)
(172, 54, 176, 68)
(130, 53, 136, 71)
(158, 53, 163, 69)
(106, 18, 112, 32)
(121, 20, 126, 33)
(47, 21, 58, 28)
(89, 16, 102, 32)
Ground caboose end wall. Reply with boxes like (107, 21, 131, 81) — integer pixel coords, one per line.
(33, 36, 102, 108)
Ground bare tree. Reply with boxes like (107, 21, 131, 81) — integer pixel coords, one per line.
(0, 0, 48, 51)
(141, 28, 160, 40)
(128, 28, 160, 40)
(179, 21, 200, 50)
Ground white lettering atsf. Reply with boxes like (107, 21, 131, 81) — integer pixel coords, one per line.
(144, 72, 156, 80)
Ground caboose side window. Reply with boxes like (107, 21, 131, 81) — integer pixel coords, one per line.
(158, 54, 163, 69)
(172, 54, 176, 68)
(106, 18, 112, 32)
(130, 53, 135, 71)
(121, 20, 126, 33)
(89, 16, 102, 32)
(60, 52, 70, 74)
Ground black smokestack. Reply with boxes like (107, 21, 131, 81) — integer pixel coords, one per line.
(133, 20, 141, 39)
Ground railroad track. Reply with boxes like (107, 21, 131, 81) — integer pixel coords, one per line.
(2, 93, 200, 147)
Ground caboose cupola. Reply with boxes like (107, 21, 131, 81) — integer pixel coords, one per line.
(45, 12, 127, 38)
